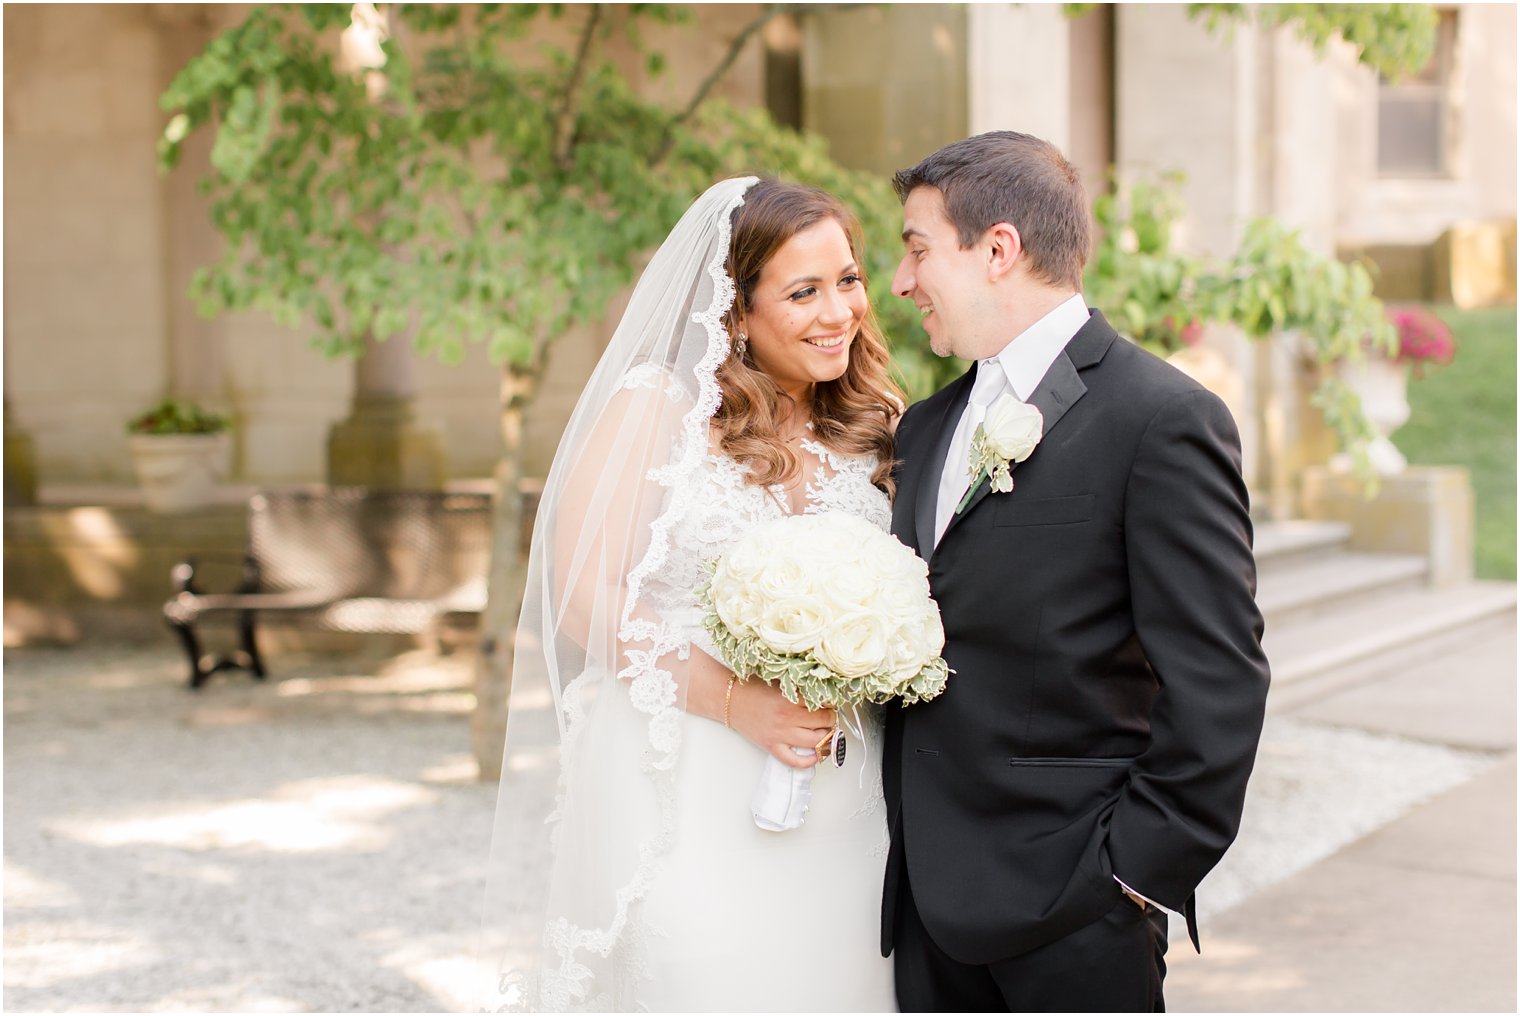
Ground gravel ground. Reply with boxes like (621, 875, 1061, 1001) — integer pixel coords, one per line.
(2, 644, 1499, 1012)
(4, 645, 496, 1013)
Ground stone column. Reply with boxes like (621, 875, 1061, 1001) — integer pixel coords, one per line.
(327, 333, 447, 489)
(1067, 6, 1115, 194)
(1114, 6, 1264, 490)
(1256, 29, 1344, 518)
(325, 5, 446, 491)
(3, 407, 38, 506)
(156, 6, 235, 473)
(967, 4, 1071, 149)
(3, 278, 38, 506)
(801, 5, 967, 175)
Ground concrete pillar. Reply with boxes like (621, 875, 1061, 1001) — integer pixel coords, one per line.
(327, 334, 448, 490)
(4, 402, 39, 507)
(1255, 29, 1344, 517)
(157, 7, 227, 408)
(1067, 5, 1116, 197)
(3, 272, 38, 506)
(324, 5, 446, 491)
(1115, 6, 1260, 258)
(968, 4, 1070, 150)
(1262, 30, 1339, 250)
(1114, 6, 1263, 491)
(801, 5, 967, 175)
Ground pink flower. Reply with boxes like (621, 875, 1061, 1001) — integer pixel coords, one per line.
(1385, 305, 1456, 372)
(1163, 315, 1205, 348)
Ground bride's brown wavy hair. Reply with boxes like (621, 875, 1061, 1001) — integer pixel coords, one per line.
(718, 180, 904, 497)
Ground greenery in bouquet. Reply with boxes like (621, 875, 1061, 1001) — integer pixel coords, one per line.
(698, 514, 949, 713)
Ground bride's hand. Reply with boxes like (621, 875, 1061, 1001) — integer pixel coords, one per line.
(729, 680, 835, 769)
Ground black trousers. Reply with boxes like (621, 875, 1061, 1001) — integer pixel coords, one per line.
(892, 871, 1168, 1013)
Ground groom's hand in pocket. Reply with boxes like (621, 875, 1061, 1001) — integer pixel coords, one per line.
(730, 680, 835, 768)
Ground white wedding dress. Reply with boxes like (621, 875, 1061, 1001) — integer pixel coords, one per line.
(638, 423, 895, 1013)
(533, 410, 897, 1012)
(484, 176, 897, 1014)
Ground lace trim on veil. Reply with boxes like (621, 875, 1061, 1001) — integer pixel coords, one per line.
(517, 183, 748, 1012)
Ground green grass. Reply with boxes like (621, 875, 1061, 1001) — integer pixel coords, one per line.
(1396, 304, 1517, 580)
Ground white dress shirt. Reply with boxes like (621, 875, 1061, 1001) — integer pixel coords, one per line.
(932, 294, 1090, 545)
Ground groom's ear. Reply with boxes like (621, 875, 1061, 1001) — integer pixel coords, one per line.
(984, 222, 1023, 282)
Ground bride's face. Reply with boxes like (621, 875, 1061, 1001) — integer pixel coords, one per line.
(742, 219, 868, 399)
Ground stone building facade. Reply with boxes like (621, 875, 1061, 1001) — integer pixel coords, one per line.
(5, 4, 1514, 493)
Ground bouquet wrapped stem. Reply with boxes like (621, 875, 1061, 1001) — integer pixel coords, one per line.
(749, 706, 866, 830)
(751, 749, 820, 832)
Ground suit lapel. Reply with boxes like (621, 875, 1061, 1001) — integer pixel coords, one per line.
(912, 366, 975, 556)
(939, 342, 1091, 539)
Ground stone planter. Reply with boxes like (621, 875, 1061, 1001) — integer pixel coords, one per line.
(128, 432, 231, 513)
(1336, 356, 1411, 475)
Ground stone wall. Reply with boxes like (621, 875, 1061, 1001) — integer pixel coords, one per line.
(1334, 3, 1518, 247)
(5, 5, 175, 481)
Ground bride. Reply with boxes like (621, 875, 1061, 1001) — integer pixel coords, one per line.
(481, 177, 903, 1012)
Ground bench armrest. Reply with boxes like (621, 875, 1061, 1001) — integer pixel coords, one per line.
(171, 554, 261, 596)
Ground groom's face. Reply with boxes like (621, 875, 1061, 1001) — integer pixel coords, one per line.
(893, 186, 990, 360)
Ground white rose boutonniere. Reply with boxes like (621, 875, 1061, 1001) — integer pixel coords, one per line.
(956, 394, 1044, 513)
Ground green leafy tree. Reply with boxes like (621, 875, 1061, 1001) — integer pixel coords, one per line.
(158, 3, 932, 778)
(1063, 2, 1438, 79)
(1085, 172, 1396, 482)
(1186, 3, 1438, 79)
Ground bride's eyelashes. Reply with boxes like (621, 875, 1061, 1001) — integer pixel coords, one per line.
(788, 274, 864, 302)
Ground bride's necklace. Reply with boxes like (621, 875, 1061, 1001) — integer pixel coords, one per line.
(782, 420, 815, 445)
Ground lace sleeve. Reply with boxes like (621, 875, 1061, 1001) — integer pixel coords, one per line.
(547, 376, 729, 746)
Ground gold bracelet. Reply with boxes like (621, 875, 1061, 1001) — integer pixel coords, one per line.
(723, 676, 738, 729)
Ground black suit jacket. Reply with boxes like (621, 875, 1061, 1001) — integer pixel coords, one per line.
(881, 309, 1270, 966)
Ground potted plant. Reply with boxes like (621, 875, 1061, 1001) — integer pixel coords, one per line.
(126, 398, 232, 512)
(1338, 306, 1457, 475)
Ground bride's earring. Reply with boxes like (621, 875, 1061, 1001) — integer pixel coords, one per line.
(733, 331, 748, 359)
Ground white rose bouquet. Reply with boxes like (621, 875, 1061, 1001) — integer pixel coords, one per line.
(699, 512, 950, 831)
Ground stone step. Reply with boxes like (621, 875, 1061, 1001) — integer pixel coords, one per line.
(1255, 551, 1430, 628)
(1263, 580, 1518, 713)
(1252, 519, 1353, 570)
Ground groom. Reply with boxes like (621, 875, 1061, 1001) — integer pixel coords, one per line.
(881, 131, 1270, 1011)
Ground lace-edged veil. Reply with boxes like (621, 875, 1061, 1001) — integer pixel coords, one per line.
(478, 176, 760, 1011)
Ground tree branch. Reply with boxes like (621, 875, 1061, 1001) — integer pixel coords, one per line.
(552, 5, 603, 172)
(651, 4, 782, 165)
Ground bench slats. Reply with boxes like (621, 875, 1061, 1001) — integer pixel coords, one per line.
(163, 488, 494, 687)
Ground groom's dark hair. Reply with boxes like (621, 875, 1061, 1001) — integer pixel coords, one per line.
(893, 131, 1089, 292)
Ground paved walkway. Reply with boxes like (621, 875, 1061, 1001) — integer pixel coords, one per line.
(1169, 615, 1517, 1012)
(3, 616, 1514, 1012)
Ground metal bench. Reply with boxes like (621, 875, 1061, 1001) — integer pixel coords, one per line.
(163, 488, 492, 688)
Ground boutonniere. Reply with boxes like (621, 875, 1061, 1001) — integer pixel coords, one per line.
(956, 394, 1044, 513)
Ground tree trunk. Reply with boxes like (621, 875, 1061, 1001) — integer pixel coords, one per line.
(471, 365, 537, 781)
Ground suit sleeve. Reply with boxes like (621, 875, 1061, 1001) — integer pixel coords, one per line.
(1106, 387, 1270, 910)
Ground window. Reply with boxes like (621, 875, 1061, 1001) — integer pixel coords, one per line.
(1376, 10, 1458, 178)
